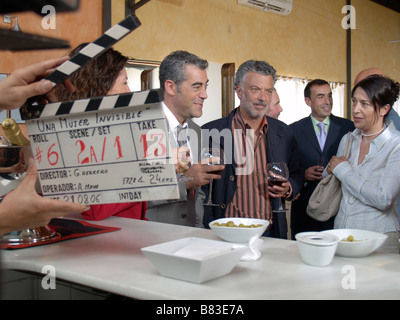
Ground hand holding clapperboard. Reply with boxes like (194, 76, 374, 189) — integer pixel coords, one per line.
(20, 14, 179, 205)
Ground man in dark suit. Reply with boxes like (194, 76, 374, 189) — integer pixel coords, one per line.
(290, 79, 355, 238)
(201, 60, 304, 239)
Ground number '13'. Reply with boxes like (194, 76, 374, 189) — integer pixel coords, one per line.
(140, 131, 166, 158)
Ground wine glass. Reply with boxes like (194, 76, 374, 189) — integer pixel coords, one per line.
(318, 155, 328, 169)
(201, 147, 224, 206)
(175, 146, 193, 182)
(170, 125, 192, 183)
(0, 145, 27, 181)
(0, 145, 57, 245)
(267, 162, 289, 213)
(316, 156, 328, 177)
(318, 156, 328, 167)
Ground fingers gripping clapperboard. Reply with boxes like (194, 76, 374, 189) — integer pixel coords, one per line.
(20, 15, 179, 205)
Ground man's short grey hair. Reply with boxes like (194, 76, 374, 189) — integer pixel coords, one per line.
(159, 50, 208, 94)
(235, 60, 277, 88)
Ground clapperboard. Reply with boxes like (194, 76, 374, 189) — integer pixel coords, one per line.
(20, 15, 179, 205)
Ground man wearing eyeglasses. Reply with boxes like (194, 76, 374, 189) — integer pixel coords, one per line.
(201, 60, 303, 239)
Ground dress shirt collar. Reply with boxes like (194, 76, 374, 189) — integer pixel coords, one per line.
(236, 107, 268, 135)
(352, 119, 397, 151)
(310, 114, 330, 127)
(162, 101, 188, 131)
(310, 114, 330, 136)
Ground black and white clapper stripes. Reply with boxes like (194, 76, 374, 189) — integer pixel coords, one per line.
(21, 89, 162, 120)
(22, 14, 141, 111)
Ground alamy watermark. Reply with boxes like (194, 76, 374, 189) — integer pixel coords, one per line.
(39, 264, 357, 291)
(39, 5, 356, 31)
(144, 128, 256, 176)
(342, 5, 356, 30)
(41, 5, 56, 30)
(341, 265, 357, 290)
(41, 265, 56, 289)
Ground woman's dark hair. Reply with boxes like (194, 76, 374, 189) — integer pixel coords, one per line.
(352, 75, 400, 117)
(53, 43, 128, 101)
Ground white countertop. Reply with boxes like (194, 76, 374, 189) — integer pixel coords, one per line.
(1, 214, 400, 300)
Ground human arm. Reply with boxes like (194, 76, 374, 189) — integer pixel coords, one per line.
(266, 121, 304, 200)
(0, 162, 26, 174)
(171, 146, 224, 190)
(0, 158, 89, 236)
(0, 56, 73, 111)
(330, 135, 400, 211)
(304, 165, 325, 181)
(183, 161, 224, 190)
(81, 202, 147, 221)
(268, 181, 291, 199)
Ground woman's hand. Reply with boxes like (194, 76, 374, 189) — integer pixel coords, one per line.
(327, 156, 347, 174)
(0, 56, 74, 110)
(0, 158, 89, 236)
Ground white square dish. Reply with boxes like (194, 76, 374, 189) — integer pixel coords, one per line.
(141, 237, 247, 283)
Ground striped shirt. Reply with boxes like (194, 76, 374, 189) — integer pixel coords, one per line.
(225, 110, 271, 221)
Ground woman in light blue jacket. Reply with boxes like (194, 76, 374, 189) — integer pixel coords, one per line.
(327, 75, 400, 253)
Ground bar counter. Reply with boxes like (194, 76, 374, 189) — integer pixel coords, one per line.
(1, 214, 400, 300)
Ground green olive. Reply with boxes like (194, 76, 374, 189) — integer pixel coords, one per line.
(214, 221, 264, 228)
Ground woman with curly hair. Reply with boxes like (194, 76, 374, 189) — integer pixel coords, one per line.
(54, 43, 146, 221)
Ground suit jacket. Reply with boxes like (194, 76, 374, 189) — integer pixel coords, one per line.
(387, 109, 400, 221)
(387, 108, 400, 131)
(289, 114, 355, 236)
(201, 108, 304, 238)
(145, 118, 205, 227)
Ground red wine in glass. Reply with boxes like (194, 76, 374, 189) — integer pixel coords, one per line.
(267, 162, 289, 213)
(202, 147, 224, 206)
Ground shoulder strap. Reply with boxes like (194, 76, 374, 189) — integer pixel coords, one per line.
(343, 132, 353, 159)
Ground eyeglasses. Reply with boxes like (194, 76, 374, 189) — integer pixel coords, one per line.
(248, 86, 274, 95)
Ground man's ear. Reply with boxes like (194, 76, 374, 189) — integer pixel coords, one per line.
(305, 97, 312, 107)
(164, 80, 176, 96)
(235, 85, 243, 100)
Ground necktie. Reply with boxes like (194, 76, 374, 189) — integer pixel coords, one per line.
(176, 124, 196, 226)
(176, 125, 191, 166)
(317, 122, 327, 151)
(176, 124, 187, 148)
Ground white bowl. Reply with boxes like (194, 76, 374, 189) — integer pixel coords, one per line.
(322, 229, 388, 257)
(295, 232, 339, 267)
(141, 237, 247, 283)
(209, 218, 269, 243)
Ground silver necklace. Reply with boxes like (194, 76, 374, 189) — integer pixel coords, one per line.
(362, 126, 385, 137)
